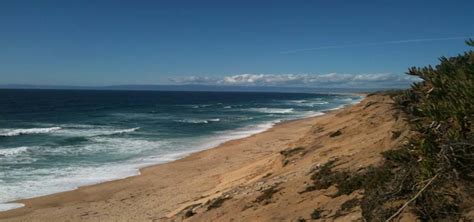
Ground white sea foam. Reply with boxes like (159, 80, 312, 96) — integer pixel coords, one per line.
(175, 118, 220, 124)
(335, 97, 363, 104)
(186, 120, 280, 153)
(290, 100, 307, 103)
(287, 99, 329, 107)
(0, 163, 143, 211)
(0, 139, 167, 210)
(54, 127, 140, 138)
(0, 127, 61, 137)
(34, 137, 163, 157)
(0, 146, 29, 157)
(350, 97, 363, 104)
(324, 96, 364, 112)
(0, 119, 283, 212)
(90, 137, 165, 154)
(0, 147, 38, 165)
(248, 108, 294, 114)
(107, 127, 140, 135)
(189, 104, 214, 108)
(312, 101, 329, 105)
(305, 111, 326, 117)
(0, 203, 24, 212)
(326, 105, 346, 111)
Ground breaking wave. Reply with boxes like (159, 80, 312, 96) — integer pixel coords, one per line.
(0, 146, 29, 157)
(175, 118, 221, 124)
(0, 127, 62, 137)
(248, 108, 294, 114)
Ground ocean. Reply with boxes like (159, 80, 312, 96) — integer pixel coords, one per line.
(0, 89, 362, 211)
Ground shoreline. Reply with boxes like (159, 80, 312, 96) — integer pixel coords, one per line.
(0, 93, 388, 222)
(1, 121, 283, 212)
(0, 110, 334, 220)
(0, 96, 363, 219)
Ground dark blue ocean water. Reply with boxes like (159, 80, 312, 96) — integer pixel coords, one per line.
(0, 89, 361, 210)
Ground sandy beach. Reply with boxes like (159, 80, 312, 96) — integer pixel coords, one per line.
(0, 94, 408, 221)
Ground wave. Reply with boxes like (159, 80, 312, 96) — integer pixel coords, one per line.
(336, 97, 363, 104)
(175, 118, 220, 124)
(0, 119, 277, 210)
(57, 124, 97, 129)
(0, 139, 168, 208)
(190, 104, 214, 109)
(0, 203, 24, 212)
(323, 97, 363, 112)
(84, 127, 141, 137)
(248, 108, 294, 114)
(312, 101, 329, 105)
(87, 137, 165, 154)
(195, 120, 282, 151)
(288, 100, 329, 107)
(0, 127, 62, 137)
(55, 137, 90, 146)
(234, 116, 254, 121)
(0, 93, 366, 211)
(53, 127, 140, 138)
(0, 146, 29, 157)
(108, 127, 140, 135)
(289, 100, 307, 103)
(305, 111, 326, 117)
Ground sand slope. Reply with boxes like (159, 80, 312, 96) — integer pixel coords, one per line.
(0, 94, 408, 222)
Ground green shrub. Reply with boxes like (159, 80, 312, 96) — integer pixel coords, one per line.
(362, 39, 474, 221)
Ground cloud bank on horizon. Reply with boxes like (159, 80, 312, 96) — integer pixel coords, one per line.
(172, 73, 419, 88)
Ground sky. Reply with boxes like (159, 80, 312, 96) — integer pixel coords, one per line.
(1, 0, 473, 88)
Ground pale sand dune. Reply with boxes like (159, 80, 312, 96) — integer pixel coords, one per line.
(0, 94, 409, 221)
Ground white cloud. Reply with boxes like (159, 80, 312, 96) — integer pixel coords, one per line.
(172, 73, 418, 88)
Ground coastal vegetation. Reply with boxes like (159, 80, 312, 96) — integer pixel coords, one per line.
(301, 40, 473, 221)
(361, 40, 474, 220)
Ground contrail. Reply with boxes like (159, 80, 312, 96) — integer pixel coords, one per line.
(280, 36, 472, 54)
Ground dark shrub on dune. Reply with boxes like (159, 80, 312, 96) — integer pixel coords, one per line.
(360, 40, 474, 221)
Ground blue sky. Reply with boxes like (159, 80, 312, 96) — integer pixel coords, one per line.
(1, 0, 473, 88)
